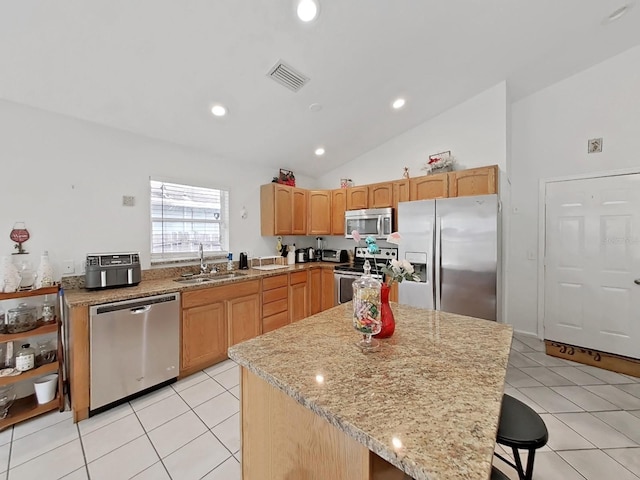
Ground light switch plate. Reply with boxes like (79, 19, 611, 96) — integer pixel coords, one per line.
(588, 138, 603, 153)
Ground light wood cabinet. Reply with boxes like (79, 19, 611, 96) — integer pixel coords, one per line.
(289, 271, 308, 322)
(292, 188, 308, 235)
(392, 179, 410, 231)
(368, 182, 393, 208)
(321, 268, 335, 311)
(182, 280, 260, 374)
(346, 186, 368, 210)
(261, 184, 292, 235)
(307, 190, 332, 235)
(409, 173, 449, 200)
(182, 301, 227, 372)
(228, 294, 261, 347)
(331, 189, 347, 235)
(309, 268, 322, 315)
(262, 274, 289, 333)
(448, 165, 497, 197)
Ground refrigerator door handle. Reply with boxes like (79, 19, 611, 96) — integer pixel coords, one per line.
(434, 216, 442, 311)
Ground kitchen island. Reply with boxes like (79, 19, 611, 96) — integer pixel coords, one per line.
(228, 302, 513, 480)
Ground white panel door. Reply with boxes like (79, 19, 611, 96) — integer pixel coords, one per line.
(544, 174, 640, 359)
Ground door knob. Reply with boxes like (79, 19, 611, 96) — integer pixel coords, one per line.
(635, 279, 640, 285)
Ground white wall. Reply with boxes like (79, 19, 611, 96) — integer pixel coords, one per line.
(317, 82, 508, 190)
(508, 45, 640, 335)
(0, 100, 316, 279)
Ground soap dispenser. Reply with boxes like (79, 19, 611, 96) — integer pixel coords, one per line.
(227, 253, 234, 271)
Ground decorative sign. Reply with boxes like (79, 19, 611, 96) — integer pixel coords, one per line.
(10, 222, 30, 254)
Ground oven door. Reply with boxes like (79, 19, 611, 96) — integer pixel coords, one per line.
(334, 271, 384, 305)
(334, 271, 362, 305)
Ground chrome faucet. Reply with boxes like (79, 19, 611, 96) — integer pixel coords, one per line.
(199, 243, 208, 274)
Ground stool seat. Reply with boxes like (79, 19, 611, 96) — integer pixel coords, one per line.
(494, 394, 548, 480)
(497, 394, 548, 449)
(491, 466, 510, 480)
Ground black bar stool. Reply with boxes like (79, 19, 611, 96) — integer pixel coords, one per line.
(494, 394, 548, 480)
(491, 466, 511, 480)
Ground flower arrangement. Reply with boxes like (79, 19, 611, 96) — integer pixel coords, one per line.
(421, 150, 454, 174)
(381, 259, 420, 286)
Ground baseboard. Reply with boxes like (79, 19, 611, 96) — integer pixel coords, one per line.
(545, 340, 640, 378)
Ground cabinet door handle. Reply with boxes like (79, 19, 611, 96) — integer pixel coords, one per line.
(634, 279, 640, 285)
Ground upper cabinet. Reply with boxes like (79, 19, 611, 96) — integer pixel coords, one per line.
(261, 165, 498, 237)
(331, 189, 347, 235)
(448, 165, 497, 197)
(291, 188, 308, 235)
(346, 186, 368, 210)
(307, 190, 332, 235)
(368, 182, 393, 208)
(261, 184, 307, 236)
(409, 173, 449, 200)
(392, 180, 410, 231)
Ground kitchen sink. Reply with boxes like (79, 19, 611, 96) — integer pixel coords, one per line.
(174, 277, 215, 284)
(174, 272, 248, 284)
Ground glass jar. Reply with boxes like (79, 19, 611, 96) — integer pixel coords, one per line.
(0, 305, 5, 334)
(41, 297, 56, 324)
(6, 303, 37, 333)
(15, 344, 35, 372)
(36, 340, 57, 367)
(352, 260, 382, 352)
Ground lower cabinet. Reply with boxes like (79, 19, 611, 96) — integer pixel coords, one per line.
(262, 274, 289, 333)
(181, 280, 260, 375)
(321, 268, 335, 311)
(228, 294, 261, 347)
(309, 268, 322, 315)
(182, 301, 227, 373)
(289, 271, 308, 322)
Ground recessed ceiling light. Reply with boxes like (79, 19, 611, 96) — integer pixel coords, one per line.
(211, 104, 227, 117)
(392, 98, 406, 110)
(314, 147, 325, 156)
(602, 4, 632, 24)
(297, 0, 319, 22)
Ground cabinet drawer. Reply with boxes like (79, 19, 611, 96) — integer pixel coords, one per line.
(262, 311, 289, 333)
(182, 280, 260, 309)
(263, 286, 288, 304)
(263, 274, 288, 290)
(289, 271, 307, 285)
(263, 298, 288, 317)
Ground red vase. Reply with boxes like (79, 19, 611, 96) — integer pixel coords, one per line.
(374, 283, 395, 338)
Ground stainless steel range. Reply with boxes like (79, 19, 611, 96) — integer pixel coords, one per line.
(334, 247, 397, 304)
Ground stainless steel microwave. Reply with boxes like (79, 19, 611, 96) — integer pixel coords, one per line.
(344, 208, 393, 240)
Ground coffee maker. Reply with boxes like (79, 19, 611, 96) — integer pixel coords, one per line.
(239, 252, 249, 270)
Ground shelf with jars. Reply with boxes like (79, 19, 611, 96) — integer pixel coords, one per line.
(0, 285, 64, 429)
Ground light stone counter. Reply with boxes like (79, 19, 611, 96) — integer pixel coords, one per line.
(228, 302, 513, 480)
(63, 262, 339, 307)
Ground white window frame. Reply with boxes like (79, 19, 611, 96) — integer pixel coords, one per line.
(150, 177, 230, 264)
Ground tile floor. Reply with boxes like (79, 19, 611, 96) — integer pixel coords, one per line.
(0, 333, 638, 479)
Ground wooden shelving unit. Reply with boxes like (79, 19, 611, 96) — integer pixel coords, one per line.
(0, 285, 64, 429)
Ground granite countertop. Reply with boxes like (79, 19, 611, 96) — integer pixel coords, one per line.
(63, 262, 339, 307)
(228, 302, 513, 480)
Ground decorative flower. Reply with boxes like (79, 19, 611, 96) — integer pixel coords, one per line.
(381, 258, 420, 287)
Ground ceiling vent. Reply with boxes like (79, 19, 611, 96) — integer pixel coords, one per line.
(267, 60, 310, 92)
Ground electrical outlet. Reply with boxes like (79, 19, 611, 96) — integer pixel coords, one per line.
(588, 137, 603, 153)
(62, 260, 75, 274)
(122, 195, 135, 207)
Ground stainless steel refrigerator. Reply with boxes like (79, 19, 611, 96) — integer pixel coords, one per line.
(398, 195, 498, 321)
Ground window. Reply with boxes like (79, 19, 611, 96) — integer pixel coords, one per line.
(150, 179, 229, 262)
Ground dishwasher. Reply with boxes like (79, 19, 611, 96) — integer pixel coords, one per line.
(89, 292, 180, 412)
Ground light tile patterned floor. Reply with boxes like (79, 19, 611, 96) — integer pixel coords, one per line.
(0, 334, 638, 479)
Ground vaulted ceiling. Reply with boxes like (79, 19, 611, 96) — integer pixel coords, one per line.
(2, 1, 639, 176)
